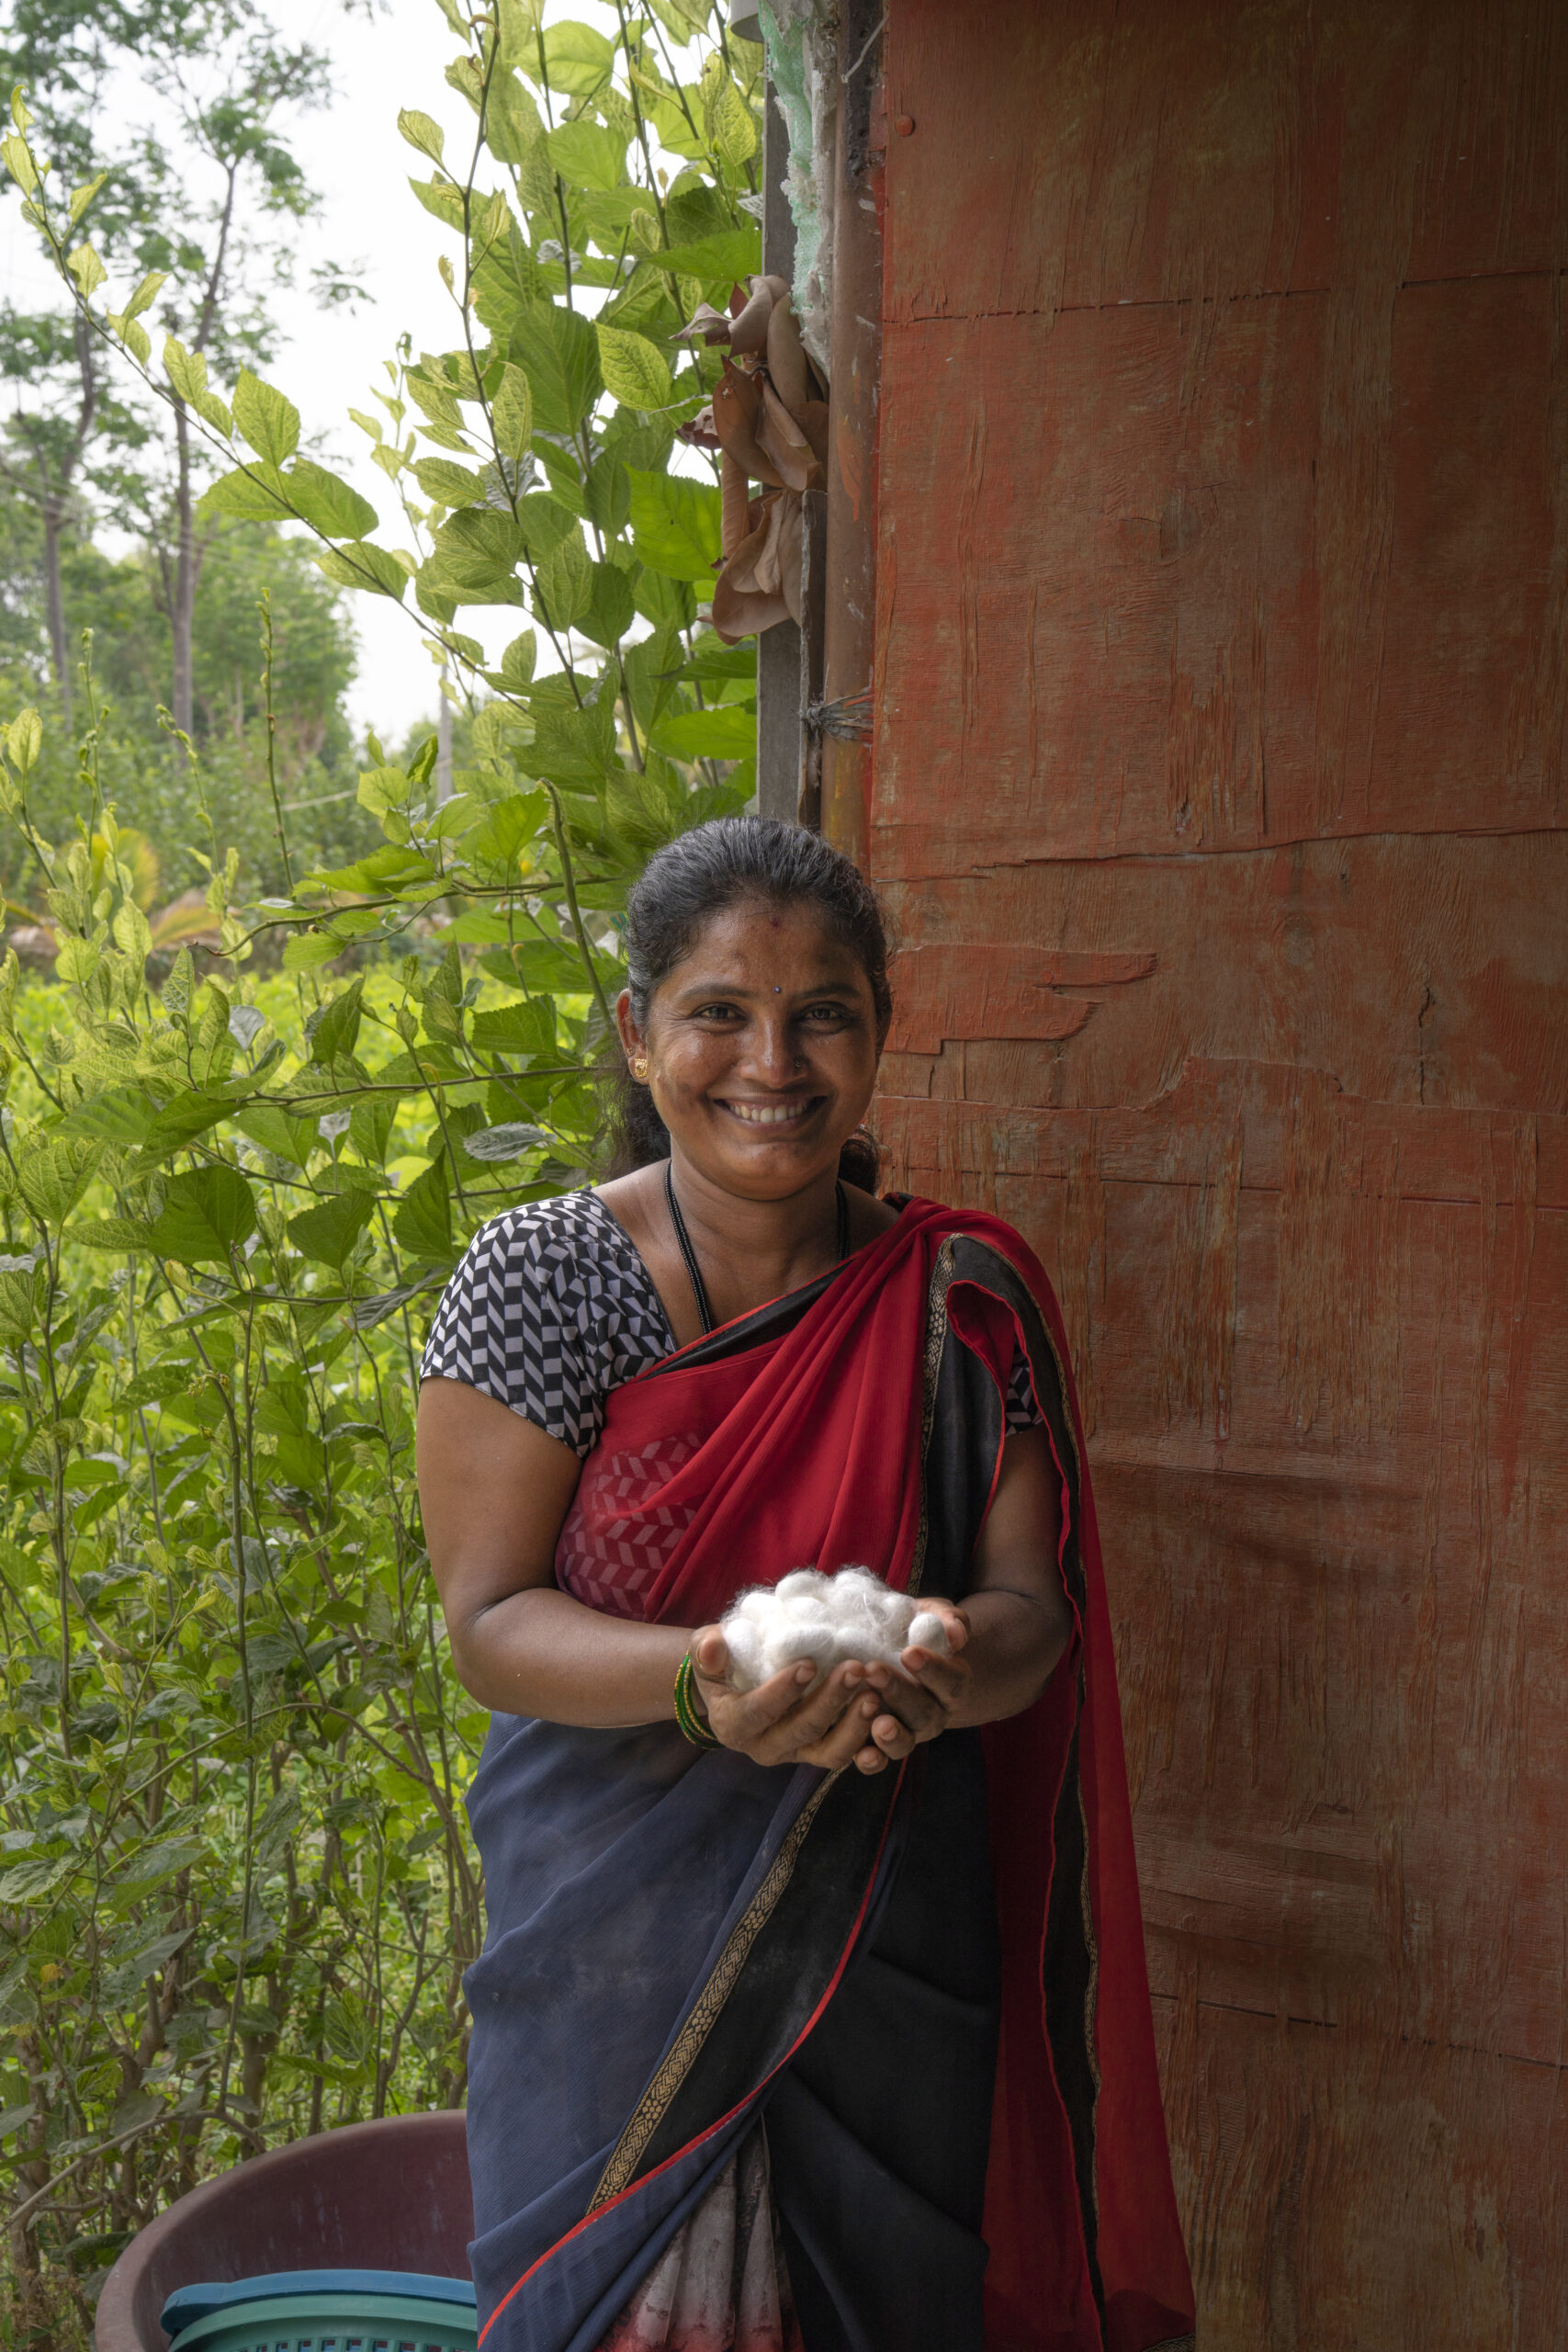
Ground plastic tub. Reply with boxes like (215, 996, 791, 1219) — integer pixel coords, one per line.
(162, 2271, 478, 2352)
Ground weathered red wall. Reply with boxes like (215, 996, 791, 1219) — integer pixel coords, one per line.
(866, 2, 1568, 2340)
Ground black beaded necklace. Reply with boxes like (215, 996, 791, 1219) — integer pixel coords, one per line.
(663, 1162, 850, 1337)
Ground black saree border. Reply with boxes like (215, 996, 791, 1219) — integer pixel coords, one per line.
(585, 1765, 841, 2211)
(635, 1262, 843, 1381)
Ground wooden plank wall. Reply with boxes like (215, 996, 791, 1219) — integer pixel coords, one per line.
(868, 2, 1568, 2341)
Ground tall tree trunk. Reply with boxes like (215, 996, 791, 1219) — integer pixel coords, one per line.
(40, 496, 72, 735)
(172, 403, 196, 737)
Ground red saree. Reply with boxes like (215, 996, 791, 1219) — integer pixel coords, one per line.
(540, 1196, 1193, 2351)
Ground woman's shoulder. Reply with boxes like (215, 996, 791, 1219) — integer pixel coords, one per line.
(452, 1188, 643, 1296)
(890, 1194, 1043, 1283)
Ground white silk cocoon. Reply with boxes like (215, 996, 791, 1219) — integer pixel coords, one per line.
(719, 1567, 950, 1694)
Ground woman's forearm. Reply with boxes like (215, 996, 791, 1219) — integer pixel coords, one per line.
(451, 1584, 691, 1725)
(947, 1585, 1073, 1728)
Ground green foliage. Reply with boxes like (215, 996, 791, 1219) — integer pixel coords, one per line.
(0, 0, 767, 2329)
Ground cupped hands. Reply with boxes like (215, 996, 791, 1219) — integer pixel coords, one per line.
(689, 1599, 973, 1775)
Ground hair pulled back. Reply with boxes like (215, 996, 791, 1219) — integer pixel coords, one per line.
(605, 816, 891, 1191)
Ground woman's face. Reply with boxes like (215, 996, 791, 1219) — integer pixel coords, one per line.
(617, 899, 883, 1199)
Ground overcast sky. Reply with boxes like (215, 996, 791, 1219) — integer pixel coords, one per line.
(0, 0, 674, 743)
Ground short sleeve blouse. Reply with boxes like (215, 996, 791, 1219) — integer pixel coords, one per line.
(419, 1188, 1043, 1457)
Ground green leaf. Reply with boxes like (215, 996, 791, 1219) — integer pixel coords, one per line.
(288, 1190, 377, 1269)
(705, 65, 759, 171)
(314, 542, 409, 600)
(281, 932, 344, 972)
(206, 458, 376, 534)
(397, 107, 446, 163)
(596, 325, 671, 412)
(580, 560, 635, 650)
(507, 301, 602, 436)
(149, 1166, 258, 1264)
(69, 1216, 156, 1250)
(17, 1137, 104, 1225)
(470, 997, 557, 1056)
(0, 1856, 72, 1903)
(308, 979, 364, 1065)
(503, 936, 610, 991)
(104, 1838, 206, 1908)
(535, 530, 592, 629)
(408, 172, 467, 232)
(462, 1122, 548, 1161)
(233, 1105, 317, 1168)
(483, 65, 547, 170)
(627, 467, 722, 582)
(584, 454, 631, 536)
(200, 465, 293, 523)
(544, 119, 626, 191)
(491, 364, 533, 463)
(650, 705, 757, 760)
(232, 369, 300, 467)
(67, 242, 107, 297)
(472, 226, 548, 338)
(406, 362, 472, 452)
(641, 230, 761, 283)
(124, 268, 165, 322)
(68, 171, 107, 224)
(138, 1091, 232, 1165)
(467, 788, 547, 868)
(1, 133, 37, 196)
(118, 1361, 201, 1410)
(4, 707, 40, 775)
(392, 1159, 452, 1260)
(531, 694, 618, 786)
(496, 629, 536, 692)
(412, 457, 486, 507)
(59, 1086, 153, 1145)
(514, 492, 579, 560)
(286, 461, 379, 539)
(538, 20, 615, 95)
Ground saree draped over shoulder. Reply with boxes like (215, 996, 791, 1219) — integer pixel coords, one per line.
(463, 1199, 1195, 2352)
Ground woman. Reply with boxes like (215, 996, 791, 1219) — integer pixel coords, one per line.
(418, 820, 1194, 2352)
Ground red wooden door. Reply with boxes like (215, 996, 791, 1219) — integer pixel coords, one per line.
(866, 2, 1568, 2341)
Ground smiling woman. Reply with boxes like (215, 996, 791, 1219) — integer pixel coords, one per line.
(414, 820, 1194, 2352)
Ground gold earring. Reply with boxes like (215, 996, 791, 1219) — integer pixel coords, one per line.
(632, 1056, 649, 1082)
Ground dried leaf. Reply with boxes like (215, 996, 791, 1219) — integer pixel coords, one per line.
(711, 487, 802, 642)
(764, 291, 811, 415)
(672, 301, 734, 346)
(713, 363, 784, 489)
(755, 379, 822, 493)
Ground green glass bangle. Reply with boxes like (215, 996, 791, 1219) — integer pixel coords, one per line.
(674, 1652, 719, 1749)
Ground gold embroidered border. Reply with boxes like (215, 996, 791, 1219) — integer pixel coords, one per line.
(587, 1769, 839, 2212)
(908, 1238, 957, 1599)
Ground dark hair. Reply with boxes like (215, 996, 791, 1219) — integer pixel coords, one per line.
(604, 817, 891, 1190)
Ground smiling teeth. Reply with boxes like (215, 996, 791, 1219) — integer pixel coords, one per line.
(729, 1102, 803, 1124)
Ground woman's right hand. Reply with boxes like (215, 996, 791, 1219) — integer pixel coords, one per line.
(689, 1627, 894, 1774)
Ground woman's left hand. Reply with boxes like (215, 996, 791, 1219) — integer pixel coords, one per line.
(849, 1599, 973, 1772)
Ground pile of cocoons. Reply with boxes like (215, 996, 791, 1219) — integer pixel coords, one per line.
(719, 1566, 950, 1694)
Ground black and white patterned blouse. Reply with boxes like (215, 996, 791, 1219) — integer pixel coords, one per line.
(419, 1188, 1043, 1457)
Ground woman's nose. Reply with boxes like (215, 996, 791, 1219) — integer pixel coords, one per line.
(750, 1018, 804, 1080)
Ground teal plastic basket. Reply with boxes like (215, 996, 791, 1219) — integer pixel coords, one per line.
(161, 2271, 478, 2352)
